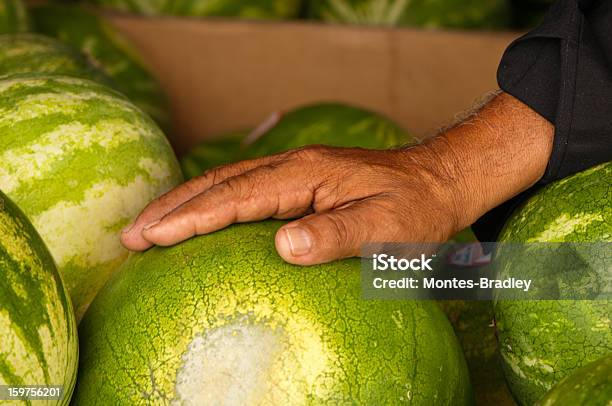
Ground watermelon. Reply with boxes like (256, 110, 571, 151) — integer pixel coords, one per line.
(439, 301, 516, 406)
(438, 229, 516, 406)
(30, 4, 170, 131)
(180, 129, 249, 180)
(308, 0, 511, 29)
(0, 75, 183, 320)
(0, 0, 29, 34)
(0, 33, 112, 86)
(86, 0, 303, 19)
(494, 162, 612, 405)
(0, 190, 78, 404)
(74, 221, 472, 404)
(536, 354, 612, 406)
(244, 103, 418, 158)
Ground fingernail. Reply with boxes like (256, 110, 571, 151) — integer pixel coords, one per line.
(143, 220, 161, 231)
(283, 227, 312, 257)
(121, 222, 134, 234)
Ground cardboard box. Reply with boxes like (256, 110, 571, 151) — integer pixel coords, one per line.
(107, 14, 520, 154)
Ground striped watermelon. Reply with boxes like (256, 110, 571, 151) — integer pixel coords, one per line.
(0, 33, 112, 85)
(0, 75, 183, 320)
(495, 162, 612, 405)
(0, 0, 29, 34)
(30, 4, 170, 131)
(74, 221, 473, 404)
(244, 103, 417, 159)
(308, 0, 511, 29)
(86, 0, 303, 19)
(0, 190, 78, 404)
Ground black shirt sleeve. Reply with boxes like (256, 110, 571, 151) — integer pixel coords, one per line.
(473, 0, 612, 241)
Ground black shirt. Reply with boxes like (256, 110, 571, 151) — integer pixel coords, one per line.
(473, 0, 612, 241)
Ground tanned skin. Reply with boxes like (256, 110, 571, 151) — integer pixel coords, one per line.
(121, 92, 554, 265)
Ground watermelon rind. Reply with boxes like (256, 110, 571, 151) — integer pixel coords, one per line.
(0, 33, 113, 86)
(75, 221, 473, 405)
(308, 0, 511, 29)
(494, 162, 612, 405)
(244, 102, 418, 159)
(0, 190, 78, 406)
(180, 129, 249, 180)
(536, 354, 612, 406)
(86, 0, 303, 19)
(0, 75, 183, 320)
(30, 4, 170, 131)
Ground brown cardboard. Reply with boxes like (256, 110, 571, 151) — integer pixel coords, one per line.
(106, 14, 520, 154)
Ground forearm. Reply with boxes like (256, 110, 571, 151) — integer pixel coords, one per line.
(409, 91, 554, 234)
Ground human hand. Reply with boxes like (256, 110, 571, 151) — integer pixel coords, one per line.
(121, 92, 553, 265)
(121, 143, 464, 265)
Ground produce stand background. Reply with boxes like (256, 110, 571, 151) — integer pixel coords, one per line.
(105, 13, 520, 154)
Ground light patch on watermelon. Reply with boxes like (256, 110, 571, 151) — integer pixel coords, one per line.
(523, 357, 554, 373)
(527, 213, 605, 242)
(591, 316, 611, 332)
(0, 87, 136, 123)
(173, 323, 284, 405)
(171, 313, 335, 405)
(0, 120, 155, 193)
(33, 167, 174, 267)
(139, 157, 174, 182)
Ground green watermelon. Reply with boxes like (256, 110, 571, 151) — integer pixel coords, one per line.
(439, 301, 516, 406)
(0, 33, 112, 85)
(244, 103, 418, 158)
(74, 221, 472, 404)
(86, 0, 302, 19)
(0, 75, 183, 320)
(180, 129, 249, 180)
(308, 0, 511, 29)
(536, 354, 612, 406)
(494, 162, 612, 405)
(439, 229, 516, 406)
(0, 0, 29, 34)
(0, 191, 78, 404)
(30, 4, 170, 131)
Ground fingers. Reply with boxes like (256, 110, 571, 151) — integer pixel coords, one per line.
(138, 162, 316, 248)
(121, 156, 275, 251)
(275, 198, 394, 265)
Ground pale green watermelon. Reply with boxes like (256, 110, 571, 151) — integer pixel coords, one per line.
(0, 0, 29, 34)
(308, 0, 511, 29)
(86, 0, 302, 19)
(536, 354, 612, 406)
(0, 190, 78, 405)
(180, 129, 249, 180)
(494, 162, 612, 405)
(244, 103, 418, 158)
(0, 75, 183, 320)
(30, 4, 170, 131)
(75, 221, 472, 404)
(0, 33, 112, 85)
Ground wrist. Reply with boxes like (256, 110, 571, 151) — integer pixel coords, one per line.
(422, 92, 554, 234)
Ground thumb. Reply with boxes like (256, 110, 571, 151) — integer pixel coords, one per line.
(275, 202, 378, 265)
